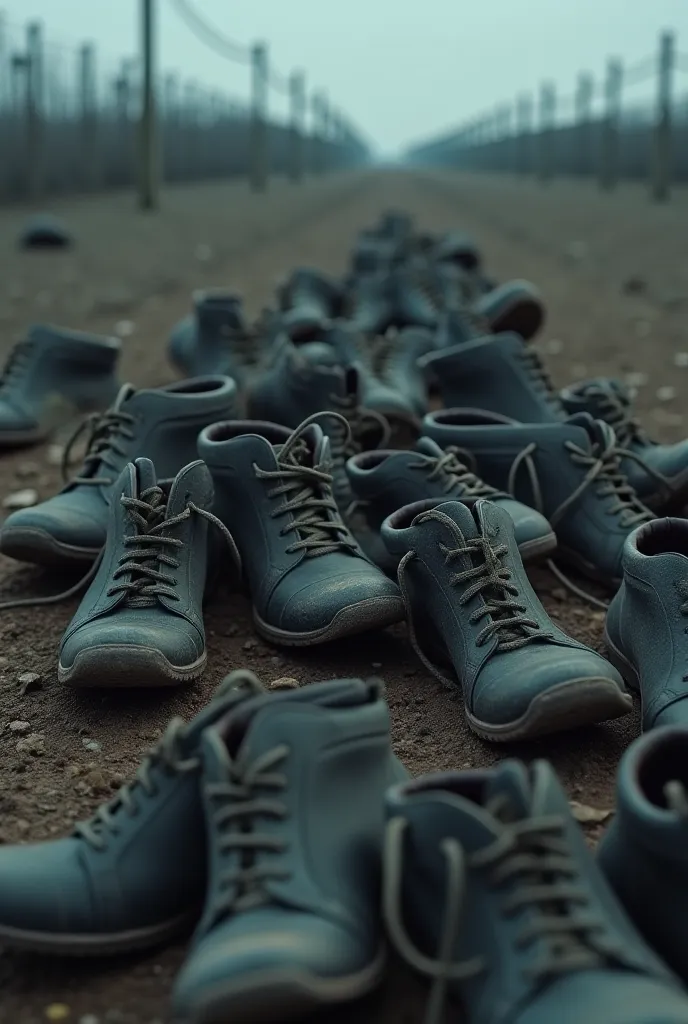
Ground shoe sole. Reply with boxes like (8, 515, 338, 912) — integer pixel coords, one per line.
(466, 677, 633, 742)
(602, 627, 642, 693)
(253, 596, 404, 647)
(0, 526, 101, 568)
(58, 645, 207, 688)
(0, 908, 196, 956)
(172, 947, 386, 1024)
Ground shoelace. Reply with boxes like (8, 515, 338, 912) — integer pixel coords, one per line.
(397, 508, 543, 687)
(204, 741, 290, 927)
(518, 348, 562, 408)
(0, 338, 33, 391)
(507, 430, 655, 610)
(75, 668, 265, 851)
(409, 447, 504, 499)
(384, 793, 614, 1024)
(61, 408, 138, 486)
(253, 411, 360, 557)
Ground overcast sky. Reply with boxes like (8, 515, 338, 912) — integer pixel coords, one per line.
(2, 0, 687, 153)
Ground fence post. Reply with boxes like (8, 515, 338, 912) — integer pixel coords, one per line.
(320, 93, 331, 172)
(515, 93, 533, 174)
(288, 70, 304, 181)
(599, 58, 623, 191)
(79, 43, 98, 191)
(249, 41, 268, 191)
(537, 81, 556, 183)
(309, 92, 322, 174)
(651, 31, 674, 202)
(138, 0, 158, 209)
(574, 72, 594, 176)
(26, 21, 44, 200)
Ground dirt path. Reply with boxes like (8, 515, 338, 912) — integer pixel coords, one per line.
(1, 170, 687, 1022)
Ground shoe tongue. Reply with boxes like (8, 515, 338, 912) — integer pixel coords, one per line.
(166, 459, 213, 517)
(414, 436, 444, 459)
(196, 291, 245, 331)
(484, 760, 534, 823)
(132, 457, 158, 495)
(112, 383, 137, 411)
(567, 411, 616, 451)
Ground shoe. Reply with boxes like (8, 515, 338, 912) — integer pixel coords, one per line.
(474, 279, 546, 340)
(604, 517, 688, 728)
(276, 267, 343, 321)
(0, 376, 237, 569)
(423, 410, 655, 587)
(561, 377, 688, 513)
(419, 332, 564, 422)
(348, 266, 439, 335)
(384, 758, 688, 1024)
(57, 458, 237, 688)
(371, 326, 435, 418)
(171, 674, 407, 1024)
(0, 671, 267, 954)
(168, 291, 258, 385)
(381, 498, 630, 741)
(598, 726, 688, 984)
(0, 324, 120, 448)
(197, 415, 404, 646)
(346, 437, 556, 570)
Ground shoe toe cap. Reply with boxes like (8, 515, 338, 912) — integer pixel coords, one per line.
(272, 569, 403, 636)
(1, 493, 106, 551)
(60, 618, 204, 673)
(0, 838, 95, 937)
(496, 498, 555, 550)
(0, 399, 36, 433)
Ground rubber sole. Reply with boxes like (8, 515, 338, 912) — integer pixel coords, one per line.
(253, 595, 404, 647)
(172, 948, 386, 1024)
(0, 908, 196, 956)
(58, 644, 207, 688)
(466, 676, 633, 742)
(0, 526, 102, 569)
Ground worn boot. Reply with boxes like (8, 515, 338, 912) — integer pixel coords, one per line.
(0, 324, 120, 448)
(474, 279, 546, 340)
(346, 437, 556, 571)
(604, 517, 688, 728)
(598, 726, 688, 983)
(424, 410, 655, 587)
(0, 670, 268, 954)
(419, 332, 565, 422)
(561, 377, 688, 513)
(371, 326, 435, 418)
(171, 674, 407, 1024)
(384, 759, 688, 1024)
(198, 415, 404, 645)
(0, 376, 237, 569)
(276, 267, 343, 320)
(381, 498, 630, 740)
(168, 290, 258, 386)
(57, 458, 236, 688)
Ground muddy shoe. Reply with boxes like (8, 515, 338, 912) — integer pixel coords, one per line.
(0, 670, 267, 955)
(474, 278, 546, 340)
(168, 291, 257, 386)
(419, 332, 565, 423)
(58, 458, 237, 688)
(347, 438, 556, 571)
(384, 759, 688, 1024)
(198, 414, 404, 646)
(276, 267, 344, 320)
(598, 727, 688, 984)
(381, 498, 630, 741)
(0, 324, 120, 449)
(561, 377, 688, 513)
(424, 410, 655, 587)
(171, 674, 404, 1024)
(0, 376, 237, 569)
(604, 517, 688, 728)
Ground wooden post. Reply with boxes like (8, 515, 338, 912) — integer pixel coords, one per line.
(162, 73, 178, 181)
(25, 21, 44, 200)
(515, 93, 533, 174)
(574, 72, 594, 176)
(115, 60, 132, 186)
(249, 41, 268, 191)
(320, 93, 331, 172)
(79, 43, 98, 191)
(288, 70, 305, 182)
(537, 81, 556, 183)
(310, 92, 322, 174)
(138, 0, 159, 210)
(599, 59, 623, 191)
(651, 31, 674, 202)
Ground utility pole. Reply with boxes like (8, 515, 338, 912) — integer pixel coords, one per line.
(139, 0, 159, 210)
(288, 70, 305, 182)
(652, 31, 675, 202)
(250, 42, 268, 191)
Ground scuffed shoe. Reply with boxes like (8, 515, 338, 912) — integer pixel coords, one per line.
(168, 290, 258, 385)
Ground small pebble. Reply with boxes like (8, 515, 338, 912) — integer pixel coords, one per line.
(674, 352, 688, 368)
(114, 319, 135, 338)
(82, 738, 101, 753)
(269, 677, 300, 690)
(18, 670, 41, 690)
(45, 443, 65, 466)
(16, 732, 45, 755)
(15, 818, 30, 833)
(3, 488, 38, 509)
(656, 385, 676, 402)
(8, 720, 30, 733)
(243, 639, 257, 651)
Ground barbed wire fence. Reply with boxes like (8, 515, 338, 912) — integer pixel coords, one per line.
(0, 0, 370, 208)
(405, 31, 688, 202)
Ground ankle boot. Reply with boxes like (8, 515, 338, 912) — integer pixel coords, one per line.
(598, 726, 688, 984)
(198, 415, 404, 645)
(384, 759, 688, 1024)
(371, 326, 435, 418)
(424, 410, 655, 586)
(57, 458, 236, 688)
(381, 498, 630, 741)
(0, 376, 237, 569)
(0, 324, 120, 448)
(168, 291, 258, 385)
(171, 675, 407, 1024)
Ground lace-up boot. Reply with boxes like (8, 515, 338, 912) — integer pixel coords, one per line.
(371, 325, 436, 418)
(58, 458, 237, 687)
(275, 267, 344, 320)
(0, 376, 236, 569)
(0, 670, 267, 954)
(561, 377, 688, 513)
(381, 498, 629, 741)
(0, 324, 120, 448)
(603, 517, 688, 728)
(198, 415, 404, 645)
(424, 410, 655, 586)
(384, 759, 688, 1024)
(419, 332, 565, 422)
(171, 675, 406, 1024)
(168, 291, 258, 386)
(598, 727, 688, 982)
(346, 438, 556, 571)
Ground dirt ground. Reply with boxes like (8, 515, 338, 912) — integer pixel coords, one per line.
(0, 169, 687, 1023)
